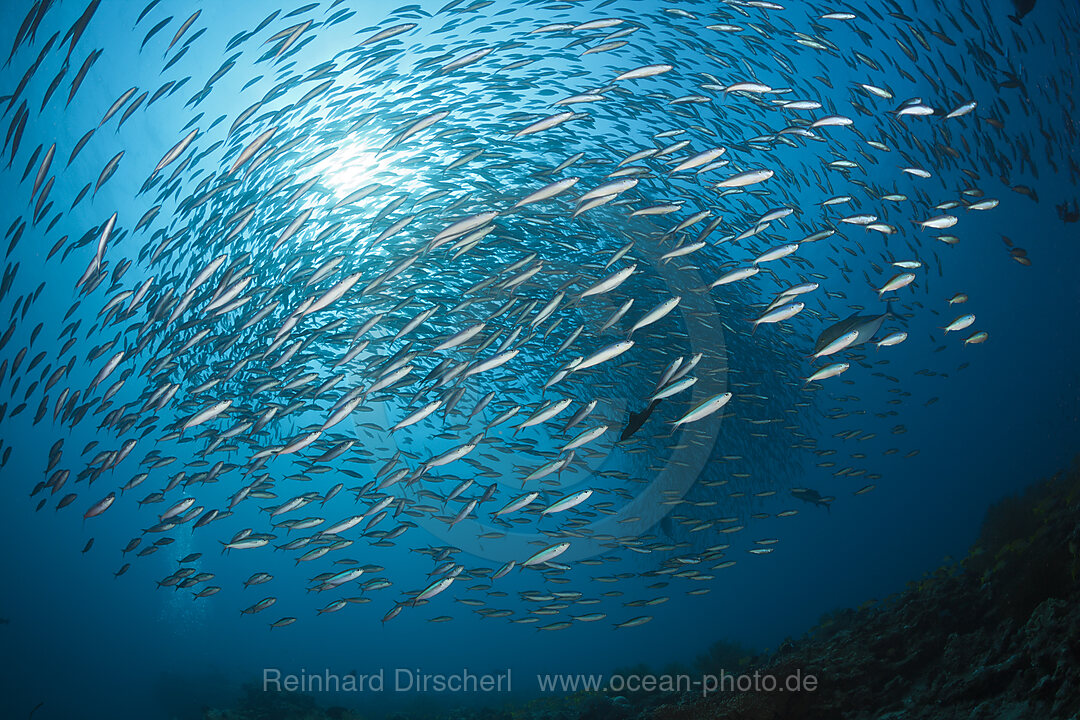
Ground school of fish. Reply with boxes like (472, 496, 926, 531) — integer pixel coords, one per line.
(0, 0, 1072, 631)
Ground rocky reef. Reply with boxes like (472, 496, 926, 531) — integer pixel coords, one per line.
(200, 459, 1080, 720)
(201, 682, 363, 720)
(611, 457, 1080, 720)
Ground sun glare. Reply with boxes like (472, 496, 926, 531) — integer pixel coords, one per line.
(312, 142, 396, 197)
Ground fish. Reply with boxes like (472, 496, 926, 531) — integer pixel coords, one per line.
(541, 490, 592, 515)
(620, 399, 659, 441)
(752, 302, 804, 332)
(812, 313, 890, 356)
(943, 314, 976, 333)
(805, 363, 850, 384)
(523, 543, 570, 567)
(876, 331, 908, 349)
(1009, 0, 1037, 25)
(811, 330, 860, 360)
(717, 169, 774, 188)
(673, 393, 732, 427)
(790, 488, 833, 512)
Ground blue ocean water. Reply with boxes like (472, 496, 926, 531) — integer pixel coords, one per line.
(0, 0, 1077, 718)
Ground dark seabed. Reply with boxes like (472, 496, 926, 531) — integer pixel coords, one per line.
(0, 0, 1077, 718)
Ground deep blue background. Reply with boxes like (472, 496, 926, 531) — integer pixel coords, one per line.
(0, 0, 1077, 718)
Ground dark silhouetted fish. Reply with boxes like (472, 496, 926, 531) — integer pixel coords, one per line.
(620, 399, 660, 441)
(791, 488, 834, 513)
(1009, 0, 1036, 25)
(812, 312, 890, 356)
